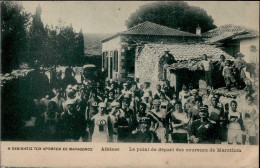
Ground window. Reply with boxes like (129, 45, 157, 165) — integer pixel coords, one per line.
(110, 51, 114, 57)
(114, 50, 118, 72)
(106, 56, 108, 69)
(102, 52, 105, 68)
(102, 52, 108, 69)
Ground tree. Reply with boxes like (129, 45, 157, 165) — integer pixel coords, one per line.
(44, 24, 62, 66)
(28, 4, 47, 65)
(74, 28, 85, 66)
(56, 23, 76, 66)
(44, 19, 85, 66)
(1, 1, 31, 73)
(125, 1, 217, 34)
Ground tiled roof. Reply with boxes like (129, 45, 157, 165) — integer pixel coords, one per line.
(121, 21, 197, 37)
(232, 33, 259, 40)
(206, 31, 244, 43)
(139, 43, 233, 61)
(138, 44, 233, 71)
(102, 21, 197, 42)
(202, 24, 259, 40)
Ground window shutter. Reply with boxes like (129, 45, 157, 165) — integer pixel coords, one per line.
(106, 55, 108, 69)
(102, 52, 105, 68)
(113, 52, 115, 71)
(104, 52, 108, 69)
(115, 51, 118, 71)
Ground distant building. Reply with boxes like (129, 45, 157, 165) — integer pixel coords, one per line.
(202, 24, 259, 63)
(101, 21, 201, 81)
(101, 22, 258, 93)
(136, 44, 233, 92)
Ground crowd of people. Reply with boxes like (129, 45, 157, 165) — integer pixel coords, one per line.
(17, 62, 258, 145)
(201, 53, 256, 91)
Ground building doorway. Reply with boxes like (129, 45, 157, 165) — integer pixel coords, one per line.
(173, 70, 203, 94)
(126, 48, 135, 77)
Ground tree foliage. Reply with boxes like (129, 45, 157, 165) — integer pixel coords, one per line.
(74, 29, 85, 65)
(126, 1, 217, 34)
(27, 4, 46, 65)
(28, 12, 85, 67)
(1, 2, 85, 73)
(1, 1, 31, 73)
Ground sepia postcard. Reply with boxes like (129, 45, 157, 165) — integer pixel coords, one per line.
(0, 1, 259, 167)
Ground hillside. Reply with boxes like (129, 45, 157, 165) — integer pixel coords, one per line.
(84, 33, 113, 56)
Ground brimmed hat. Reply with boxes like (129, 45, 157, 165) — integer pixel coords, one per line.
(139, 117, 151, 124)
(199, 105, 208, 112)
(66, 85, 73, 91)
(191, 89, 198, 94)
(72, 85, 78, 91)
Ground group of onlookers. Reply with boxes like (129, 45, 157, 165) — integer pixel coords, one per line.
(201, 52, 256, 92)
(15, 63, 258, 145)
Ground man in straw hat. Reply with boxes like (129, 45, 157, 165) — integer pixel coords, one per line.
(161, 50, 177, 65)
(233, 52, 247, 89)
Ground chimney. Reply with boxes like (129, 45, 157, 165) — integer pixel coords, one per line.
(196, 25, 201, 35)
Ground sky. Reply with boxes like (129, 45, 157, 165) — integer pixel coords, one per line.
(22, 1, 259, 34)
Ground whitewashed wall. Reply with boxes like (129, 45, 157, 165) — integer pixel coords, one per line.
(240, 37, 259, 64)
(102, 36, 122, 81)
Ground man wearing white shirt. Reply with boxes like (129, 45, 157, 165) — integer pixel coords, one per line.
(227, 100, 243, 145)
(200, 54, 213, 89)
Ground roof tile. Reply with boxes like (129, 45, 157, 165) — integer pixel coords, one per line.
(202, 24, 259, 40)
(140, 43, 233, 61)
(121, 21, 197, 37)
(102, 21, 197, 42)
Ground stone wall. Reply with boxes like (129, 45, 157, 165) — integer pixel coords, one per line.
(135, 44, 161, 90)
(102, 34, 202, 82)
(127, 35, 202, 86)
